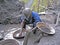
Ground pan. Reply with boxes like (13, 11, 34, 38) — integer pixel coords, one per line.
(36, 22, 55, 34)
(13, 30, 25, 39)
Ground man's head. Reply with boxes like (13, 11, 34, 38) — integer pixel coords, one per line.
(22, 8, 32, 18)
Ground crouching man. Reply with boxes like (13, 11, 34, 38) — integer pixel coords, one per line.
(19, 8, 42, 38)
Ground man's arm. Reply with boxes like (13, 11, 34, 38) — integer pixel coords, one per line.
(21, 20, 26, 32)
(32, 11, 42, 27)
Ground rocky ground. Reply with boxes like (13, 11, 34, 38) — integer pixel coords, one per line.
(0, 0, 25, 24)
(0, 0, 60, 45)
(0, 23, 60, 45)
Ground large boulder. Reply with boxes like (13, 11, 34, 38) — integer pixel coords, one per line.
(0, 0, 25, 24)
(40, 11, 57, 24)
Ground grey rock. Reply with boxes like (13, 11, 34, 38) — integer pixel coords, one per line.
(0, 0, 25, 24)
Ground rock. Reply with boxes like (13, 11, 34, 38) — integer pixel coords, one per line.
(40, 11, 57, 24)
(0, 33, 3, 40)
(0, 0, 25, 24)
